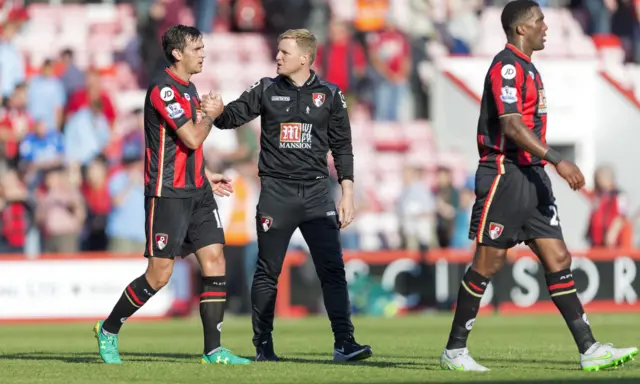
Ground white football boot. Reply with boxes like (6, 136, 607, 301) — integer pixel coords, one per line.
(440, 348, 489, 371)
(580, 342, 638, 371)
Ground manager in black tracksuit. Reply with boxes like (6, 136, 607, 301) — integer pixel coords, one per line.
(213, 29, 372, 363)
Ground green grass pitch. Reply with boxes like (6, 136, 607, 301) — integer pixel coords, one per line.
(1, 313, 639, 383)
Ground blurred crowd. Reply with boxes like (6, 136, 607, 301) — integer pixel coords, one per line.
(0, 0, 635, 259)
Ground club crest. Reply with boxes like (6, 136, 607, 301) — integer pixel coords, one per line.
(488, 223, 503, 240)
(155, 233, 168, 250)
(312, 93, 325, 107)
(261, 216, 273, 232)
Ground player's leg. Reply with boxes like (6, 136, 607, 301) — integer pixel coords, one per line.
(522, 176, 637, 370)
(441, 165, 528, 371)
(187, 189, 250, 365)
(94, 196, 189, 364)
(299, 180, 371, 362)
(252, 178, 299, 361)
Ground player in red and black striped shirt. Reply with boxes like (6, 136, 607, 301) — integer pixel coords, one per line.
(440, 0, 638, 372)
(93, 25, 250, 366)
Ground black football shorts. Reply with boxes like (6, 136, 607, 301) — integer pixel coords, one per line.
(468, 163, 564, 249)
(144, 187, 225, 258)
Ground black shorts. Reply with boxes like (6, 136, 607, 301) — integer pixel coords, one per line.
(468, 163, 564, 249)
(144, 188, 225, 259)
(256, 176, 339, 232)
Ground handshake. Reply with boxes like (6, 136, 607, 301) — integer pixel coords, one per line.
(201, 91, 224, 119)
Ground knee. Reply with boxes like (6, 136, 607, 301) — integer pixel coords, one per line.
(478, 257, 505, 278)
(472, 247, 507, 278)
(199, 244, 226, 276)
(146, 262, 173, 290)
(546, 248, 572, 272)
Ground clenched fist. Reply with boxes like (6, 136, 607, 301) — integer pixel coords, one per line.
(201, 91, 224, 119)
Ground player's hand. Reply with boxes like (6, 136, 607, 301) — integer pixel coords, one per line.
(200, 94, 216, 117)
(207, 91, 224, 119)
(555, 160, 585, 191)
(209, 173, 233, 197)
(338, 194, 355, 228)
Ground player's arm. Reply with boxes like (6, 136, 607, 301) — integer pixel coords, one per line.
(213, 79, 263, 130)
(328, 88, 354, 185)
(491, 60, 584, 190)
(328, 87, 356, 227)
(490, 59, 558, 162)
(149, 85, 217, 150)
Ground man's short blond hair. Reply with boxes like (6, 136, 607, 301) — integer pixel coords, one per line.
(277, 29, 317, 65)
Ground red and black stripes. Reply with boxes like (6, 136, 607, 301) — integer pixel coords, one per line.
(123, 277, 156, 308)
(461, 269, 489, 298)
(547, 270, 577, 297)
(102, 275, 157, 334)
(200, 291, 226, 304)
(200, 276, 227, 353)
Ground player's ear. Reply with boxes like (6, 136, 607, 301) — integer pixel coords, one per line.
(172, 48, 182, 62)
(515, 23, 525, 37)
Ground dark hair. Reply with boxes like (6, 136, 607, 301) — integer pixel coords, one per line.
(501, 0, 540, 36)
(61, 48, 74, 58)
(162, 25, 202, 64)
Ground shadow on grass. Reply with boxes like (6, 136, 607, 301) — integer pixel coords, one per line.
(0, 351, 201, 364)
(277, 355, 425, 370)
(0, 351, 424, 369)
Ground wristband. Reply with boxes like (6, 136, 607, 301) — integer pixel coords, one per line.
(543, 148, 562, 165)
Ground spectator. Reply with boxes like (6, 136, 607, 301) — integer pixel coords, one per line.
(0, 169, 31, 253)
(450, 176, 475, 249)
(401, 0, 435, 120)
(65, 69, 117, 128)
(106, 151, 145, 253)
(583, 0, 615, 35)
(368, 17, 411, 121)
(138, 0, 171, 86)
(446, 0, 482, 54)
(0, 16, 26, 99)
(120, 108, 145, 162)
(352, 0, 389, 40)
(27, 59, 66, 132)
(215, 155, 260, 313)
(611, 0, 638, 63)
(81, 156, 111, 251)
(584, 165, 629, 247)
(434, 166, 459, 248)
(63, 99, 111, 166)
(19, 120, 64, 189)
(396, 165, 435, 251)
(315, 19, 369, 104)
(35, 166, 86, 253)
(0, 83, 33, 169)
(57, 48, 85, 97)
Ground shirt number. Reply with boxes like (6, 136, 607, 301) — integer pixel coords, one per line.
(549, 204, 560, 226)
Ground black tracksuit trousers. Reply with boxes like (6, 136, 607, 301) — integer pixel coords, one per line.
(251, 176, 354, 346)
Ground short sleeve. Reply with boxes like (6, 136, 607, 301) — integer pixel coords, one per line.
(149, 84, 192, 130)
(488, 57, 525, 117)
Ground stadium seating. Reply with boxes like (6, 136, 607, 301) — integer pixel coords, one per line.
(17, 3, 634, 226)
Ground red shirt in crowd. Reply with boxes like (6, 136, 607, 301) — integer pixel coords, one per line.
(368, 30, 410, 77)
(82, 183, 111, 216)
(316, 42, 367, 93)
(585, 190, 628, 246)
(0, 107, 33, 159)
(65, 89, 117, 126)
